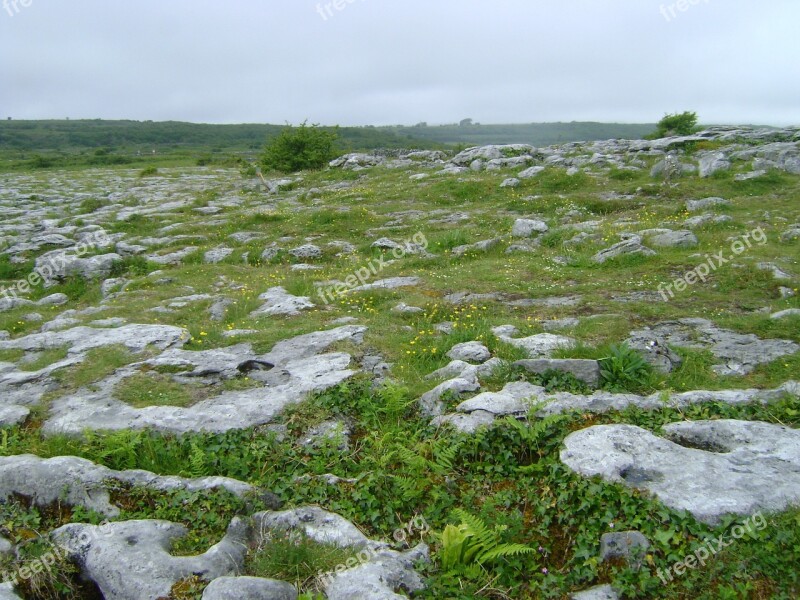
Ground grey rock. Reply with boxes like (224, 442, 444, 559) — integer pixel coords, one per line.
(542, 317, 580, 331)
(505, 243, 539, 254)
(418, 375, 480, 417)
(300, 420, 351, 451)
(202, 577, 297, 600)
(115, 241, 147, 256)
(0, 454, 254, 518)
(261, 245, 281, 261)
(561, 420, 800, 524)
(451, 144, 534, 166)
(452, 238, 501, 257)
(0, 536, 12, 555)
(536, 382, 798, 419)
(456, 382, 544, 417)
(265, 177, 298, 193)
(209, 297, 233, 322)
(101, 277, 128, 298)
(253, 507, 374, 549)
(425, 358, 503, 381)
(592, 237, 656, 264)
(350, 277, 421, 292)
(650, 158, 695, 178)
(628, 318, 797, 376)
(625, 332, 683, 373)
(492, 326, 575, 358)
(514, 359, 601, 387)
(734, 170, 767, 181)
(0, 583, 22, 600)
(447, 341, 491, 363)
(36, 293, 69, 307)
(756, 262, 792, 280)
(686, 197, 730, 212)
(51, 518, 249, 600)
(324, 544, 428, 600)
(771, 309, 800, 320)
(518, 166, 546, 179)
(781, 225, 800, 242)
(511, 218, 549, 237)
(600, 531, 650, 568)
(204, 247, 234, 264)
(648, 230, 698, 249)
(43, 326, 366, 435)
(250, 287, 314, 317)
(571, 585, 620, 600)
(698, 152, 731, 177)
(0, 405, 29, 427)
(35, 252, 121, 286)
(147, 246, 199, 265)
(391, 303, 424, 314)
(500, 178, 520, 188)
(0, 323, 187, 356)
(228, 231, 264, 244)
(683, 213, 733, 229)
(371, 237, 403, 251)
(0, 297, 35, 313)
(444, 291, 504, 305)
(432, 410, 497, 433)
(508, 295, 583, 308)
(288, 244, 322, 259)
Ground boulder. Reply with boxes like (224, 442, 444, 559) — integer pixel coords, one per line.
(446, 342, 491, 364)
(202, 577, 296, 600)
(561, 420, 800, 524)
(511, 219, 549, 237)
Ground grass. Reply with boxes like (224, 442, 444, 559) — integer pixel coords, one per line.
(54, 345, 140, 388)
(16, 346, 70, 372)
(246, 531, 358, 592)
(112, 372, 205, 408)
(0, 145, 798, 598)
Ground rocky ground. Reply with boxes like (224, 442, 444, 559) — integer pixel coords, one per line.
(0, 126, 799, 599)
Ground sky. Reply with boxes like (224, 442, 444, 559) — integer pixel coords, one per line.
(1, 0, 798, 126)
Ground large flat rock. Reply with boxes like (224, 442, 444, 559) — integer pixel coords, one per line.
(561, 420, 800, 524)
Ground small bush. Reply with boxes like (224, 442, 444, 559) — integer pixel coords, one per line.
(650, 111, 699, 138)
(599, 343, 653, 392)
(138, 166, 159, 178)
(261, 122, 338, 173)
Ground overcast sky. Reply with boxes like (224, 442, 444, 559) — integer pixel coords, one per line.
(1, 0, 798, 126)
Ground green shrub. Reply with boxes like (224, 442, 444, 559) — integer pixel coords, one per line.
(138, 166, 159, 178)
(650, 111, 699, 138)
(599, 343, 653, 392)
(261, 122, 338, 173)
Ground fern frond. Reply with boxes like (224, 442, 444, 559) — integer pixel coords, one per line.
(477, 543, 536, 564)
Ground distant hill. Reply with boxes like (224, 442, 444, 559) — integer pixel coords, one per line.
(0, 120, 657, 154)
(0, 120, 442, 153)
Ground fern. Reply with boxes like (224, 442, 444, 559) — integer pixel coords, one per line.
(438, 510, 535, 574)
(188, 441, 209, 477)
